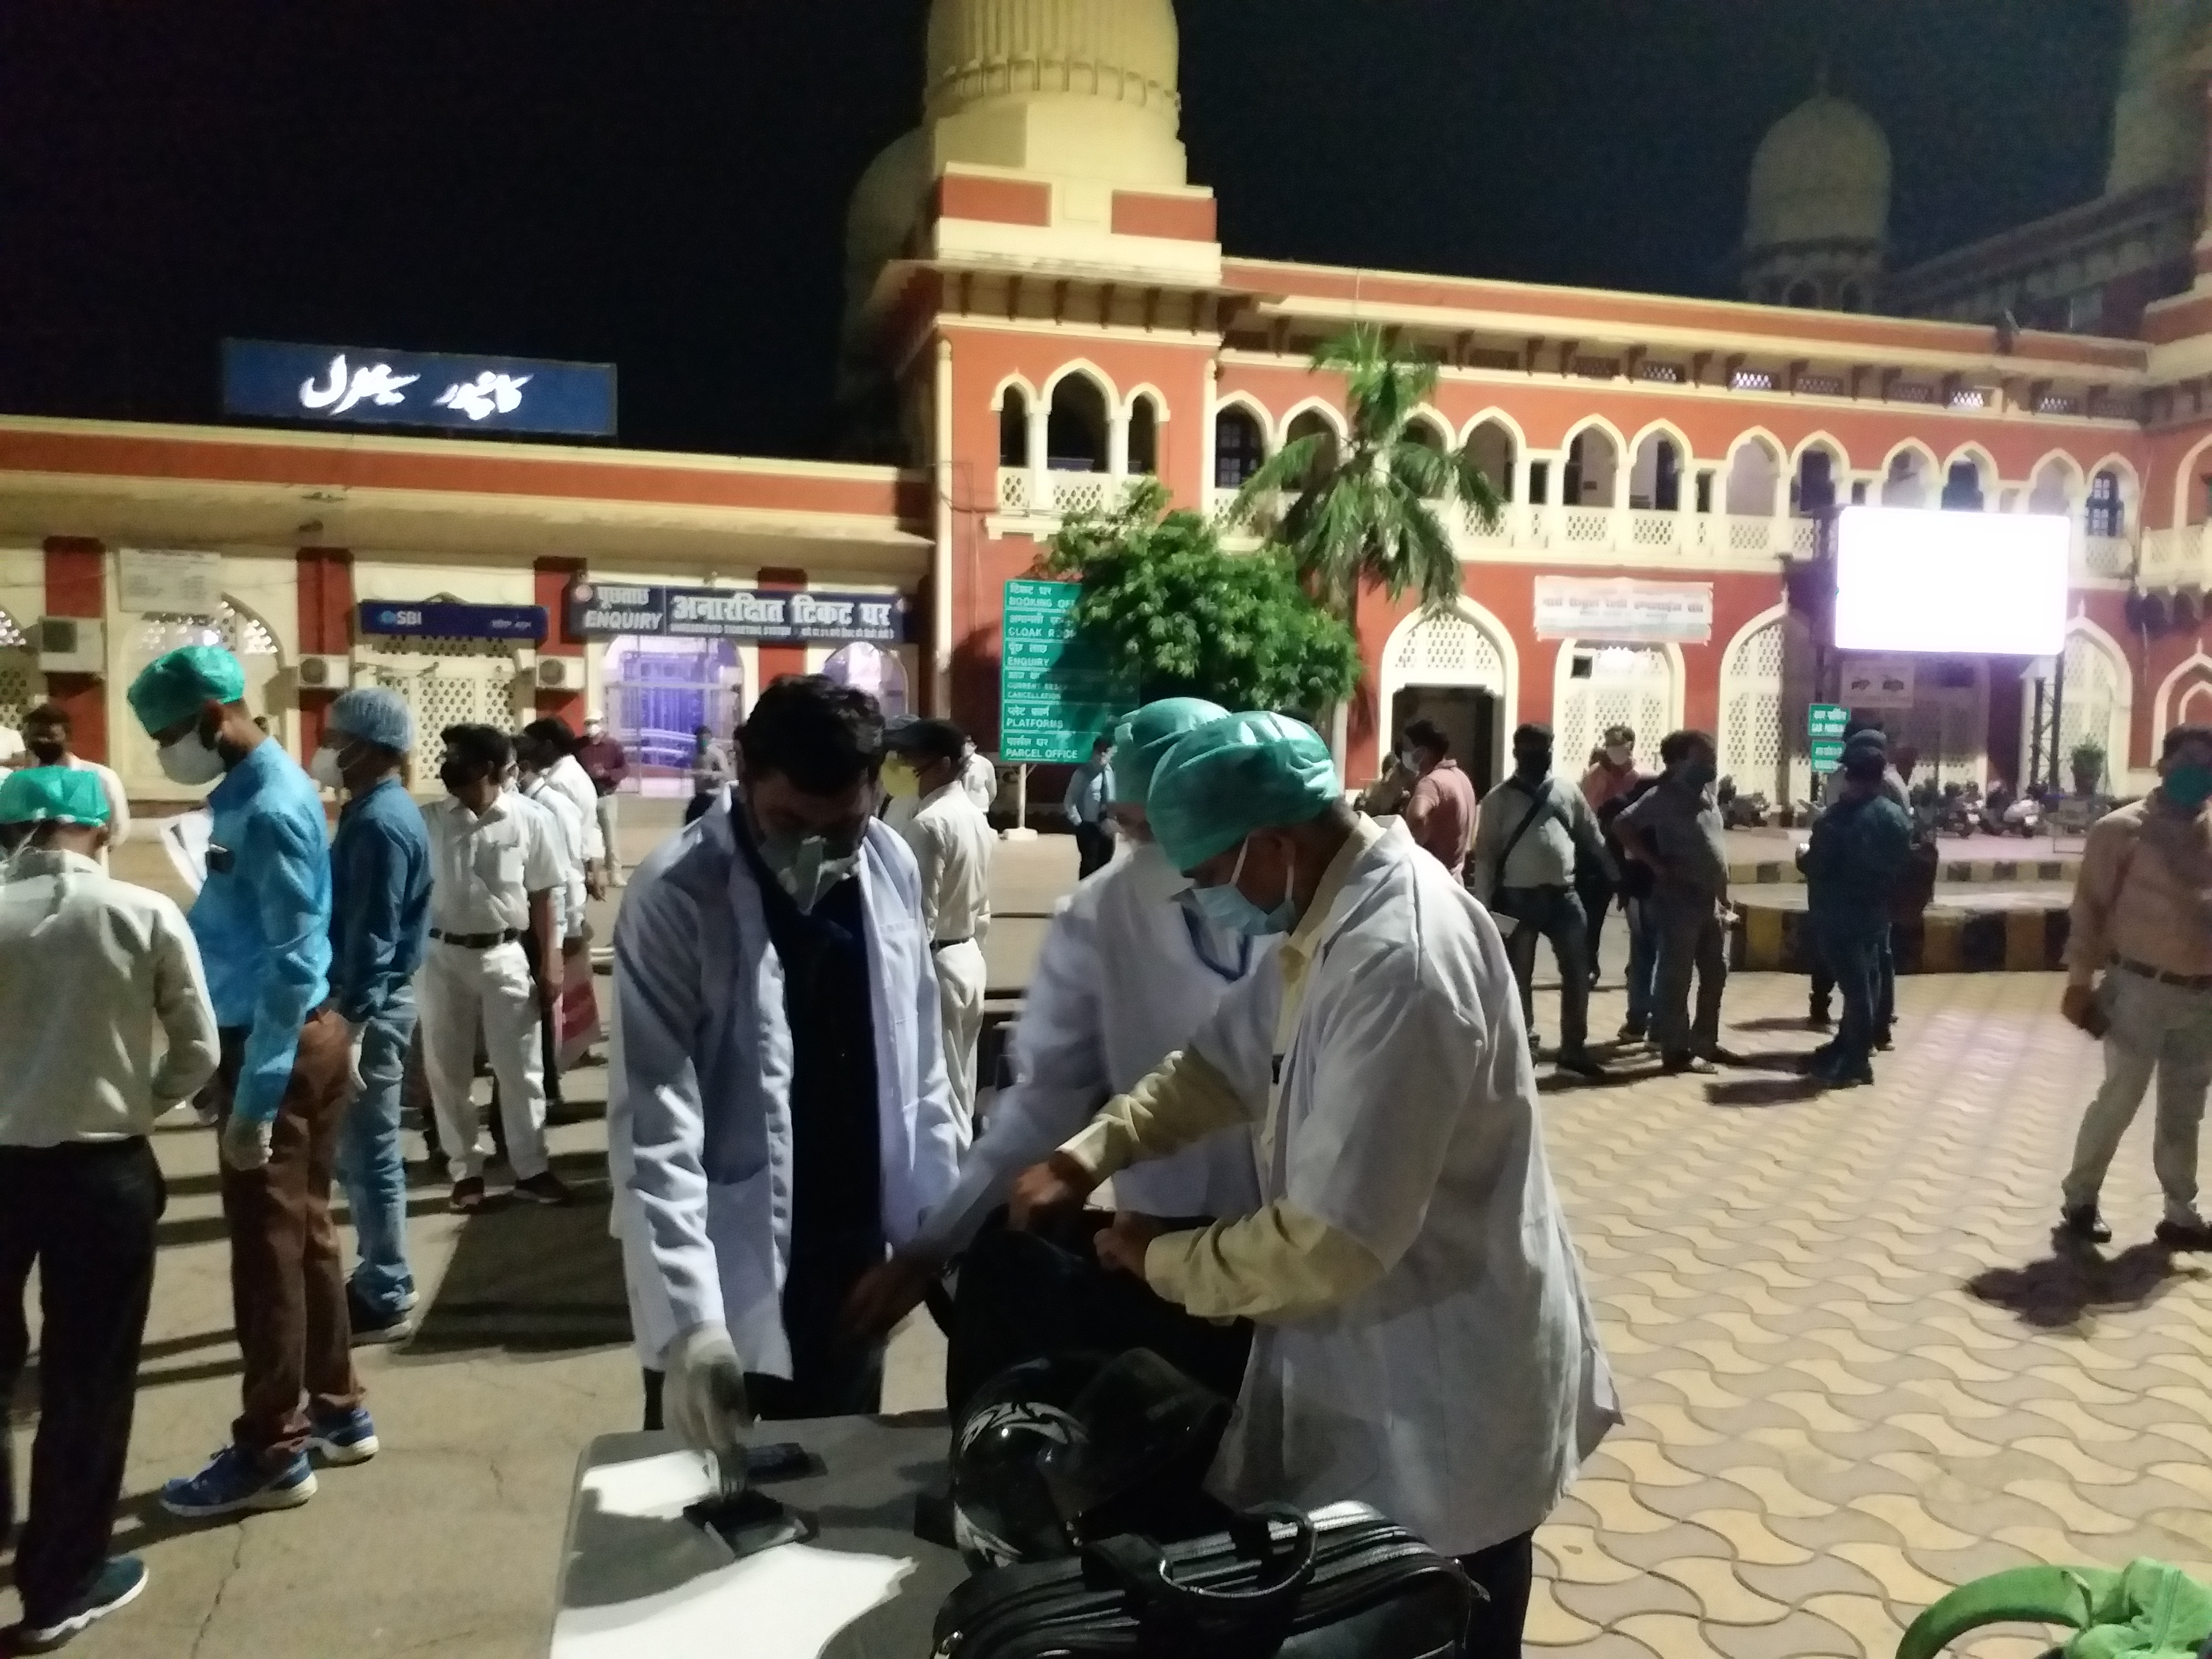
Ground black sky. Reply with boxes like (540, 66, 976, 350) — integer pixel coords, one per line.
(0, 2, 2124, 459)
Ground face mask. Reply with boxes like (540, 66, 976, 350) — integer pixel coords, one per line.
(157, 733, 224, 786)
(27, 738, 63, 765)
(1677, 759, 1718, 790)
(2166, 762, 2212, 812)
(751, 812, 865, 913)
(1606, 746, 1633, 768)
(1126, 838, 1192, 907)
(1515, 749, 1551, 780)
(309, 745, 347, 790)
(1190, 836, 1298, 938)
(882, 757, 921, 800)
(440, 761, 488, 798)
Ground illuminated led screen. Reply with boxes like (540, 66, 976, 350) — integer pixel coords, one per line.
(1832, 505, 2068, 656)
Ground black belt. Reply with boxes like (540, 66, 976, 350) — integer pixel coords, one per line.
(931, 937, 974, 951)
(2117, 956, 2212, 991)
(431, 927, 524, 950)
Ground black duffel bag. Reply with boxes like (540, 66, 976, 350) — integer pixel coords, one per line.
(932, 1500, 1476, 1659)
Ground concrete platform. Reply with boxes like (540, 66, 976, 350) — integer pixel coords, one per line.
(1734, 881, 2075, 974)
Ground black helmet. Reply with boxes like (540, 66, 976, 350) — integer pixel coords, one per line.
(950, 1353, 1104, 1570)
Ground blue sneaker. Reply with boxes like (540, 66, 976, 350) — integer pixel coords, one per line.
(160, 1445, 316, 1518)
(308, 1407, 380, 1466)
(9, 1556, 149, 1651)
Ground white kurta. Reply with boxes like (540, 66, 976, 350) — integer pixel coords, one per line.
(606, 806, 966, 1373)
(1188, 820, 1618, 1556)
(917, 839, 1266, 1255)
(900, 781, 995, 1129)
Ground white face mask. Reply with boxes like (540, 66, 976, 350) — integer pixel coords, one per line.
(308, 745, 346, 790)
(1606, 745, 1634, 768)
(157, 733, 224, 786)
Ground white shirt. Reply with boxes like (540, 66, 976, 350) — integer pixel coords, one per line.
(546, 754, 605, 862)
(900, 781, 994, 944)
(422, 793, 565, 936)
(518, 778, 589, 939)
(0, 848, 219, 1145)
(63, 754, 131, 849)
(959, 750, 998, 817)
(0, 726, 21, 764)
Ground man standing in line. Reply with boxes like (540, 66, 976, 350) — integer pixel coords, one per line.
(685, 723, 733, 825)
(0, 769, 217, 1652)
(1399, 719, 1477, 877)
(1010, 712, 1617, 1659)
(2057, 723, 2212, 1248)
(521, 717, 606, 898)
(21, 703, 129, 866)
(1065, 733, 1117, 879)
(1468, 723, 1613, 1079)
(517, 724, 593, 1113)
(610, 675, 962, 1442)
(576, 714, 629, 888)
(1616, 729, 1740, 1076)
(311, 689, 431, 1346)
(958, 734, 998, 818)
(1809, 722, 1911, 1035)
(886, 718, 996, 1132)
(1800, 740, 1912, 1089)
(419, 725, 573, 1215)
(1578, 723, 1644, 982)
(129, 647, 375, 1518)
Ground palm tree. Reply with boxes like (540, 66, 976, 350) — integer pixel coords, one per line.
(1227, 324, 1503, 617)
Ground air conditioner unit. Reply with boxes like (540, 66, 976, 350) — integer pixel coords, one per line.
(36, 617, 106, 673)
(535, 655, 586, 691)
(296, 653, 352, 691)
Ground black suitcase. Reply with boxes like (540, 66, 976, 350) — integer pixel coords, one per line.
(932, 1500, 1475, 1659)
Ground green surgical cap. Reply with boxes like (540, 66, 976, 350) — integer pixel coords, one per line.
(1149, 711, 1341, 870)
(0, 766, 109, 827)
(1111, 697, 1228, 807)
(128, 644, 246, 737)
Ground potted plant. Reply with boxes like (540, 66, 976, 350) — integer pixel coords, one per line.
(2070, 739, 2106, 797)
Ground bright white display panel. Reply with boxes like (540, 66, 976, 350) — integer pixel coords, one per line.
(1832, 505, 2068, 656)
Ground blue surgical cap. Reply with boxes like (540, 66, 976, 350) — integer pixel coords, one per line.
(327, 686, 415, 753)
(0, 766, 110, 827)
(1111, 697, 1228, 807)
(128, 644, 246, 737)
(1149, 711, 1342, 870)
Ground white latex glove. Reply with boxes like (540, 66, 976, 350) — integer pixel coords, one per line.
(664, 1322, 753, 1470)
(343, 1022, 367, 1105)
(220, 1115, 274, 1172)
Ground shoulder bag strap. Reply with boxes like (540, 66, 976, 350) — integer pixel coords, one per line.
(1489, 779, 1563, 904)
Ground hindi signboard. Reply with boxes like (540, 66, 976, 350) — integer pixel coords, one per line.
(1807, 702, 1849, 775)
(999, 579, 1122, 765)
(565, 583, 910, 645)
(1533, 577, 1714, 644)
(119, 549, 223, 614)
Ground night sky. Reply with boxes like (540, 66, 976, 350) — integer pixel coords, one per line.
(0, 2, 2123, 459)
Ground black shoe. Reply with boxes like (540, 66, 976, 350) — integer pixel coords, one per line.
(512, 1170, 575, 1207)
(346, 1286, 415, 1347)
(1808, 1004, 1833, 1031)
(448, 1176, 487, 1215)
(2059, 1205, 2112, 1244)
(1700, 1046, 1748, 1067)
(1873, 1028, 1895, 1052)
(1661, 1051, 1717, 1075)
(2156, 1216, 2212, 1251)
(1616, 1021, 1647, 1044)
(1809, 1058, 1875, 1088)
(9, 1557, 149, 1652)
(1555, 1048, 1607, 1079)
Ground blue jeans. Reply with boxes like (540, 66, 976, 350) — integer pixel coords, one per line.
(1813, 918, 1885, 1073)
(335, 986, 418, 1316)
(1623, 896, 1661, 1030)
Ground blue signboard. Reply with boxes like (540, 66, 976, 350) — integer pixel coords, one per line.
(357, 601, 547, 641)
(223, 339, 617, 437)
(566, 582, 911, 645)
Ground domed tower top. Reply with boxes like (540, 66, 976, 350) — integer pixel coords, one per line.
(1744, 87, 1892, 252)
(2106, 0, 2212, 197)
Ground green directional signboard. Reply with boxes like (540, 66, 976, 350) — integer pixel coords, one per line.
(1807, 701, 1848, 775)
(999, 579, 1124, 764)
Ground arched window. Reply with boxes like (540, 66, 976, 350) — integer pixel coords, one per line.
(824, 640, 909, 719)
(1882, 451, 1931, 508)
(998, 388, 1029, 468)
(1794, 448, 1836, 515)
(2086, 469, 2125, 538)
(1563, 428, 1619, 507)
(1837, 281, 1866, 312)
(1214, 406, 1264, 489)
(1467, 420, 1515, 501)
(1786, 279, 1820, 309)
(1630, 432, 1681, 511)
(1941, 459, 1986, 511)
(1127, 396, 1159, 476)
(1046, 375, 1108, 473)
(1285, 409, 1341, 487)
(1401, 417, 1446, 495)
(1724, 437, 1781, 517)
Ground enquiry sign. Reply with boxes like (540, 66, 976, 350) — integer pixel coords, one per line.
(565, 583, 911, 645)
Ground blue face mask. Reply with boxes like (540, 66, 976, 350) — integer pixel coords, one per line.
(2165, 762, 2212, 812)
(1190, 837, 1298, 938)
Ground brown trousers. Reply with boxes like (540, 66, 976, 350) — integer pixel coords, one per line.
(213, 1009, 361, 1467)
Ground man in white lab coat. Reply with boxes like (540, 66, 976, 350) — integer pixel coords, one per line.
(609, 674, 963, 1446)
(1012, 711, 1618, 1659)
(885, 717, 995, 1131)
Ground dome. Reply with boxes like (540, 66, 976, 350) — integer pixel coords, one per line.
(924, 0, 1180, 125)
(1744, 91, 1891, 251)
(2106, 0, 2212, 196)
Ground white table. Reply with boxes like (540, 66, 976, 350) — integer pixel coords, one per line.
(551, 1416, 968, 1659)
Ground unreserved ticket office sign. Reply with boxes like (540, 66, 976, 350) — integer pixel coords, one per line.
(999, 579, 1121, 765)
(565, 583, 911, 645)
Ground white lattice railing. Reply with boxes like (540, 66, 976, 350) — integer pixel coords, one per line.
(997, 468, 1029, 513)
(2078, 533, 2135, 582)
(996, 470, 1144, 520)
(2140, 526, 2208, 591)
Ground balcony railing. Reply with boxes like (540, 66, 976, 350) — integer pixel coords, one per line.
(997, 468, 1146, 521)
(2140, 525, 2209, 591)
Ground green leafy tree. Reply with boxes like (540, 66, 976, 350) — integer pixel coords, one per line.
(1227, 323, 1503, 615)
(1038, 481, 1361, 716)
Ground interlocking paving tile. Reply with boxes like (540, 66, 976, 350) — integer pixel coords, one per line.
(1525, 970, 2212, 1655)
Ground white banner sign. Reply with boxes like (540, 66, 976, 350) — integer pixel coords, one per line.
(1841, 653, 1917, 709)
(120, 549, 223, 615)
(1533, 577, 1713, 644)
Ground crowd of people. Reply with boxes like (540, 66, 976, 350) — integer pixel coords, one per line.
(6, 640, 2212, 1656)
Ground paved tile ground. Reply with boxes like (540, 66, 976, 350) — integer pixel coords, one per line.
(11, 809, 2210, 1659)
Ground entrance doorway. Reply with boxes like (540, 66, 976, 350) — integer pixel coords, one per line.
(603, 636, 745, 783)
(1389, 685, 1499, 795)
